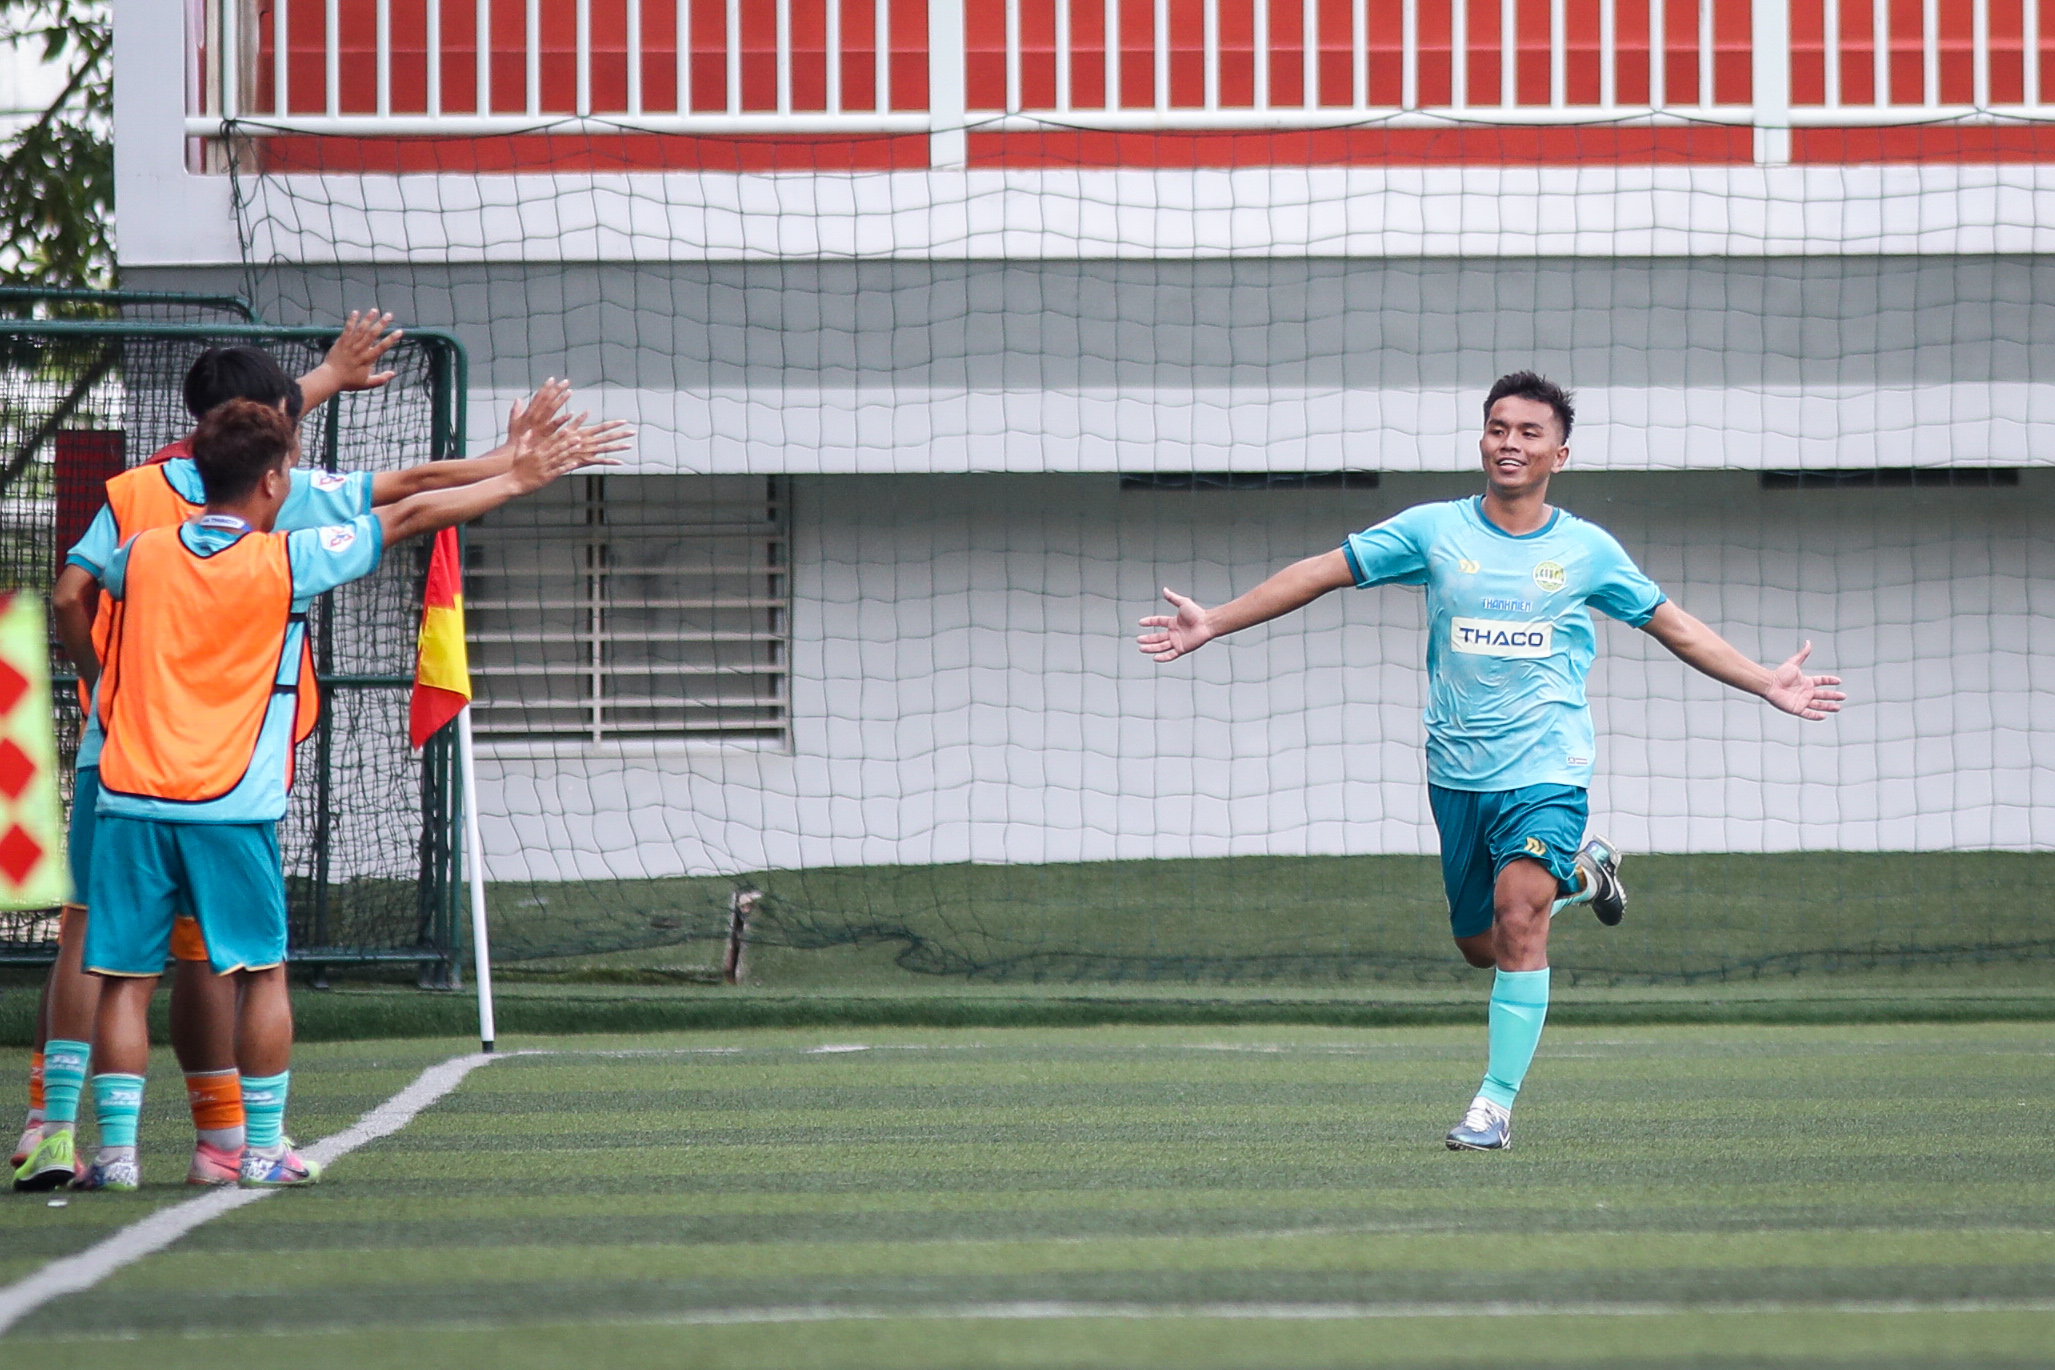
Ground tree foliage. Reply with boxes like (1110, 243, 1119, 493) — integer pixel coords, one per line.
(0, 0, 112, 293)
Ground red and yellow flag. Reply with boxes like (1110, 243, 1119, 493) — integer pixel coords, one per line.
(410, 526, 472, 749)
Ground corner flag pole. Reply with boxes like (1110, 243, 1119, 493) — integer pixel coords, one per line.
(455, 704, 496, 1053)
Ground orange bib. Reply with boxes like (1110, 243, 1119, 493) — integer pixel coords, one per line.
(83, 462, 202, 712)
(97, 524, 321, 804)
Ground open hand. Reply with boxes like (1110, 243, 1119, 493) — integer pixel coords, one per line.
(322, 309, 402, 391)
(510, 412, 625, 491)
(507, 377, 573, 448)
(568, 414, 635, 461)
(1136, 588, 1214, 662)
(1763, 642, 1846, 720)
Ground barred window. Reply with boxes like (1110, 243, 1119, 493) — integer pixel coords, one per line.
(466, 475, 789, 746)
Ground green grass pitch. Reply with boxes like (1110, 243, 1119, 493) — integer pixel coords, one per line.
(4, 1023, 2053, 1367)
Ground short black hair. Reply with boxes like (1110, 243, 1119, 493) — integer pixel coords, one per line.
(1484, 371, 1574, 441)
(190, 399, 297, 503)
(183, 346, 304, 422)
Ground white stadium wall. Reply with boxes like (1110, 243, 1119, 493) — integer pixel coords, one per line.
(132, 256, 2055, 475)
(466, 470, 2054, 880)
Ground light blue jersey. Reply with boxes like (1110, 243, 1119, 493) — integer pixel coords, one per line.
(95, 513, 385, 824)
(66, 457, 373, 769)
(1343, 496, 1666, 792)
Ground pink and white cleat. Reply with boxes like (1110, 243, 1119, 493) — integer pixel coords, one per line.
(186, 1140, 244, 1186)
(239, 1143, 322, 1188)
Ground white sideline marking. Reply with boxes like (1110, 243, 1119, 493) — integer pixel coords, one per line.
(0, 1050, 513, 1338)
(579, 1297, 2055, 1327)
(16, 1295, 2055, 1346)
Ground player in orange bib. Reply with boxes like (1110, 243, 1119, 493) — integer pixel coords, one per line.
(71, 397, 618, 1190)
(13, 317, 627, 1191)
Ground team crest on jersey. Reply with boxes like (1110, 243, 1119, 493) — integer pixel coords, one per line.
(1524, 837, 1547, 857)
(1532, 560, 1566, 592)
(1450, 618, 1554, 658)
(321, 525, 357, 552)
(1458, 558, 1481, 574)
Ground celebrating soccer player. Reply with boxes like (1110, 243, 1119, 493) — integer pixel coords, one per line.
(1137, 371, 1846, 1151)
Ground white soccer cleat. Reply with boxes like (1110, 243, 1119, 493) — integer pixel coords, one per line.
(72, 1153, 140, 1193)
(240, 1143, 322, 1188)
(1444, 1096, 1513, 1151)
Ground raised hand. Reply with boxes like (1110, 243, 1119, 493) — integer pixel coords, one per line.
(568, 414, 635, 462)
(511, 412, 625, 491)
(506, 377, 574, 448)
(1137, 588, 1215, 663)
(1763, 642, 1846, 721)
(506, 381, 631, 463)
(322, 310, 402, 391)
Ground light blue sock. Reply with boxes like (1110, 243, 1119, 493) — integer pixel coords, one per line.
(1551, 866, 1592, 915)
(41, 1039, 90, 1131)
(1478, 968, 1551, 1110)
(91, 1073, 145, 1149)
(243, 1072, 290, 1150)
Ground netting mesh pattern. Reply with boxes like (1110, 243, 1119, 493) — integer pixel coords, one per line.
(0, 321, 457, 964)
(220, 134, 2055, 983)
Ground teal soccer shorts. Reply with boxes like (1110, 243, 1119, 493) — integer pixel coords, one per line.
(84, 817, 288, 975)
(1427, 784, 1589, 940)
(67, 765, 98, 897)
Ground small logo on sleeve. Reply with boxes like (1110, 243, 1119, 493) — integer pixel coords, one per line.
(1532, 561, 1566, 592)
(321, 525, 358, 553)
(312, 472, 348, 492)
(1524, 837, 1548, 857)
(1450, 618, 1555, 658)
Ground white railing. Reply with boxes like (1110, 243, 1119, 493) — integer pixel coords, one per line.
(1790, 0, 2049, 124)
(972, 0, 1756, 129)
(187, 1, 2055, 161)
(192, 0, 933, 135)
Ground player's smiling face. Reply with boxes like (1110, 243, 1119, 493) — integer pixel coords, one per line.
(1479, 396, 1569, 497)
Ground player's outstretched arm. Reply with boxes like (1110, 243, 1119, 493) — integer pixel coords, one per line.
(375, 422, 624, 547)
(1138, 550, 1355, 663)
(298, 310, 404, 411)
(1639, 601, 1847, 721)
(367, 379, 632, 505)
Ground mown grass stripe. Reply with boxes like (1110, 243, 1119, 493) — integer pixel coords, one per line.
(317, 1296, 2055, 1321)
(0, 1051, 504, 1337)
